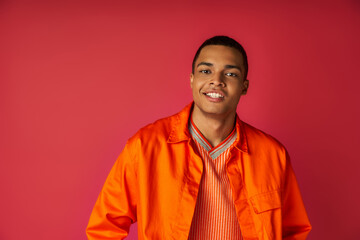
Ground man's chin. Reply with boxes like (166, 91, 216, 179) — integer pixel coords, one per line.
(200, 107, 233, 117)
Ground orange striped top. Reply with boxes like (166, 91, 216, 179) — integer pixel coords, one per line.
(187, 118, 243, 240)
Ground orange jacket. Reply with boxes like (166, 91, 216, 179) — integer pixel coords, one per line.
(86, 103, 311, 240)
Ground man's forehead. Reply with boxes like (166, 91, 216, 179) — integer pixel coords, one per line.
(196, 45, 245, 66)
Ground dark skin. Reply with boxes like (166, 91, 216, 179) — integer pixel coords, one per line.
(190, 45, 249, 147)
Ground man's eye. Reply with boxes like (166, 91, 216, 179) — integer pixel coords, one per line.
(225, 72, 237, 77)
(200, 70, 211, 74)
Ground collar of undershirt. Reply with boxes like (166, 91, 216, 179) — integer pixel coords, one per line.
(189, 116, 237, 160)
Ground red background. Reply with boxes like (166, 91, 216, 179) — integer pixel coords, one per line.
(1, 0, 360, 239)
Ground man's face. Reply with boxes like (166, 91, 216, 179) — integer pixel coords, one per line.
(190, 45, 249, 117)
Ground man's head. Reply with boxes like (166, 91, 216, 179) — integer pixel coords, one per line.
(192, 36, 248, 79)
(190, 36, 249, 118)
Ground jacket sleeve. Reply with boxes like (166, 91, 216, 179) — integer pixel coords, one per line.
(282, 152, 312, 239)
(86, 142, 138, 240)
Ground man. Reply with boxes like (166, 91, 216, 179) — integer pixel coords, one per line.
(86, 36, 311, 239)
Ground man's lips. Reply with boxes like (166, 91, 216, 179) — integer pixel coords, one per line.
(202, 91, 225, 99)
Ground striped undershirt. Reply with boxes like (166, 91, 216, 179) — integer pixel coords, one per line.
(188, 117, 243, 240)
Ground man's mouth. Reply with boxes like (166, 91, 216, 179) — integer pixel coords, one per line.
(204, 92, 224, 99)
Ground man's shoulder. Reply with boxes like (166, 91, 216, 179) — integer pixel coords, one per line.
(241, 120, 286, 153)
(127, 104, 191, 145)
(133, 113, 177, 140)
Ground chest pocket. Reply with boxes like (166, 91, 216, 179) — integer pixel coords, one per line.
(249, 189, 282, 239)
(249, 189, 282, 213)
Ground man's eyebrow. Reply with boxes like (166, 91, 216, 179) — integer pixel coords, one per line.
(197, 62, 213, 68)
(197, 62, 242, 72)
(225, 65, 242, 71)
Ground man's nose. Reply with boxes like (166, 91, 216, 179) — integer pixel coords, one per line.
(210, 73, 225, 87)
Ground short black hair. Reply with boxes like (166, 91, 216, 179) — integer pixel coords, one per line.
(192, 35, 248, 78)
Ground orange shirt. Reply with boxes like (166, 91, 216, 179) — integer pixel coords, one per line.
(188, 118, 243, 239)
(86, 103, 311, 240)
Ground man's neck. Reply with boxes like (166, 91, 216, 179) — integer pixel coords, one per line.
(191, 108, 236, 147)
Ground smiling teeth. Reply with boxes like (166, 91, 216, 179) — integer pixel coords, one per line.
(206, 93, 223, 98)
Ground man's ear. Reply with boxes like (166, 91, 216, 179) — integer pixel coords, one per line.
(242, 79, 249, 95)
(190, 73, 194, 88)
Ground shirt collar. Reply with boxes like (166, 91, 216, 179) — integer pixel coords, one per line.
(167, 102, 248, 153)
